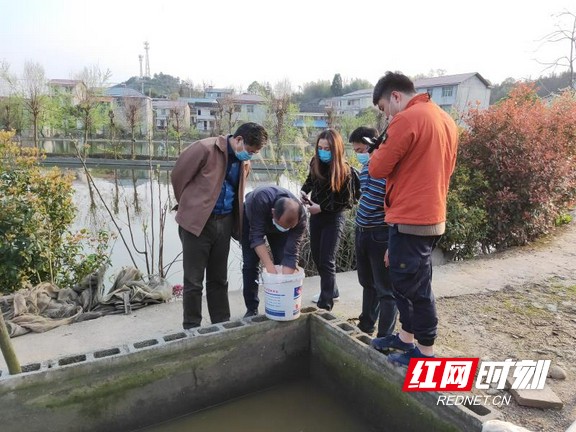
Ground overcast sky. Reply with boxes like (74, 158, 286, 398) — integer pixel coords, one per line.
(1, 0, 575, 90)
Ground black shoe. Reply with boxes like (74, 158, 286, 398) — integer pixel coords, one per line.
(243, 310, 258, 318)
(183, 323, 200, 330)
(357, 324, 375, 336)
(371, 333, 415, 353)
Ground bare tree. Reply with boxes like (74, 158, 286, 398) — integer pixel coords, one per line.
(74, 65, 112, 155)
(22, 62, 48, 149)
(0, 61, 47, 147)
(325, 106, 337, 129)
(0, 95, 24, 133)
(265, 80, 299, 168)
(215, 94, 240, 135)
(0, 62, 21, 134)
(538, 10, 576, 90)
(270, 94, 290, 165)
(169, 106, 184, 154)
(121, 97, 143, 159)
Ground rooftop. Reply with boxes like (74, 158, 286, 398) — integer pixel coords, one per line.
(105, 87, 148, 98)
(414, 72, 490, 88)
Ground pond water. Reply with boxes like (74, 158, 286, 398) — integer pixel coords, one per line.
(138, 380, 379, 432)
(70, 167, 301, 291)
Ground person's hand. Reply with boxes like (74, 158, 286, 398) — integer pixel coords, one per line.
(384, 249, 389, 267)
(282, 266, 297, 274)
(308, 203, 321, 215)
(300, 191, 312, 205)
(265, 263, 278, 274)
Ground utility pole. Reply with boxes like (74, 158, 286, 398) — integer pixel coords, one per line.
(144, 41, 151, 78)
(138, 54, 143, 78)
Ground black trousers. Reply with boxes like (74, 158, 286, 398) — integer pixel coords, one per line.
(241, 209, 288, 313)
(355, 226, 397, 337)
(387, 224, 440, 346)
(310, 211, 345, 311)
(178, 214, 233, 329)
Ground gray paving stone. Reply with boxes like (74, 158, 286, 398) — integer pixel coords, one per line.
(508, 384, 563, 410)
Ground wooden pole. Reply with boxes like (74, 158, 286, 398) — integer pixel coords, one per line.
(0, 312, 21, 375)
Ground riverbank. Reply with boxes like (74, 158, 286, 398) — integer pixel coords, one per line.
(39, 155, 289, 171)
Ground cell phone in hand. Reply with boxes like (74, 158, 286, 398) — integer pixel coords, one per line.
(300, 191, 312, 205)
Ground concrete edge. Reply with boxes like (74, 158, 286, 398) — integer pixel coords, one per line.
(0, 308, 318, 381)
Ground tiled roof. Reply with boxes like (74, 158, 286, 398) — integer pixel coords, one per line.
(229, 93, 266, 104)
(180, 97, 217, 104)
(48, 79, 80, 87)
(105, 87, 147, 98)
(414, 73, 490, 88)
(341, 88, 372, 97)
(152, 100, 189, 109)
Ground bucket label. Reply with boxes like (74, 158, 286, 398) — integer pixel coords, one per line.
(264, 284, 303, 319)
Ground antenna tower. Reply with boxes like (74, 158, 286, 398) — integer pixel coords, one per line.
(144, 41, 150, 78)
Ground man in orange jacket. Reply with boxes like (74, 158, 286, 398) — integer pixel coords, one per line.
(368, 72, 458, 366)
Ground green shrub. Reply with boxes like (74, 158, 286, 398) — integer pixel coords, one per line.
(439, 164, 489, 259)
(0, 130, 111, 292)
(451, 85, 576, 251)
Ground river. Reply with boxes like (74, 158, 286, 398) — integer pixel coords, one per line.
(71, 167, 301, 291)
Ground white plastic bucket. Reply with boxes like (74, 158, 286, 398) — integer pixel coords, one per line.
(262, 266, 305, 321)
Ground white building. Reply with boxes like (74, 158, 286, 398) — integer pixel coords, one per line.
(323, 72, 492, 119)
(414, 72, 491, 114)
(152, 100, 191, 131)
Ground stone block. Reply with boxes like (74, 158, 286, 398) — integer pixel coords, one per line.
(508, 385, 563, 410)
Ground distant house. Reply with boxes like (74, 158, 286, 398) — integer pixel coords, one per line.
(105, 86, 153, 138)
(320, 72, 491, 120)
(414, 72, 491, 114)
(48, 79, 83, 105)
(181, 97, 218, 132)
(152, 100, 191, 131)
(182, 91, 267, 134)
(231, 93, 267, 125)
(325, 88, 373, 116)
(204, 87, 233, 99)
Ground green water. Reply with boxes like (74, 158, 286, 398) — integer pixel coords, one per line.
(141, 380, 379, 432)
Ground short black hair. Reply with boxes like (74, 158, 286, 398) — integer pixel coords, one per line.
(274, 197, 302, 223)
(349, 126, 378, 144)
(372, 72, 416, 105)
(233, 122, 268, 149)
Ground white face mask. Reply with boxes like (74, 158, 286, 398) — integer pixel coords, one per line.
(272, 218, 289, 232)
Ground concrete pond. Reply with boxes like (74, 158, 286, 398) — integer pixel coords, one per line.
(0, 307, 496, 431)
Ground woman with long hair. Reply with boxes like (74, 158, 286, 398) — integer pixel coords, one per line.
(301, 128, 359, 311)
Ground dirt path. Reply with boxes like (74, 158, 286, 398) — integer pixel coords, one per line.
(429, 212, 576, 432)
(432, 212, 576, 299)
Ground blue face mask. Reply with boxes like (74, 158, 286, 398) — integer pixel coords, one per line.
(235, 146, 252, 161)
(234, 139, 253, 161)
(318, 149, 332, 163)
(272, 219, 289, 232)
(357, 152, 370, 165)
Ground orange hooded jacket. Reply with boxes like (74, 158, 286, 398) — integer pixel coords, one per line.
(368, 93, 458, 226)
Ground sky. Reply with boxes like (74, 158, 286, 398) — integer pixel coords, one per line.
(1, 0, 575, 91)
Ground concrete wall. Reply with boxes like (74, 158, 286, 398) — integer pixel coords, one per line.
(0, 309, 495, 432)
(309, 312, 497, 431)
(0, 317, 309, 432)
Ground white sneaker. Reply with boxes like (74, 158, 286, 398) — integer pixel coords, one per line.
(312, 293, 340, 303)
